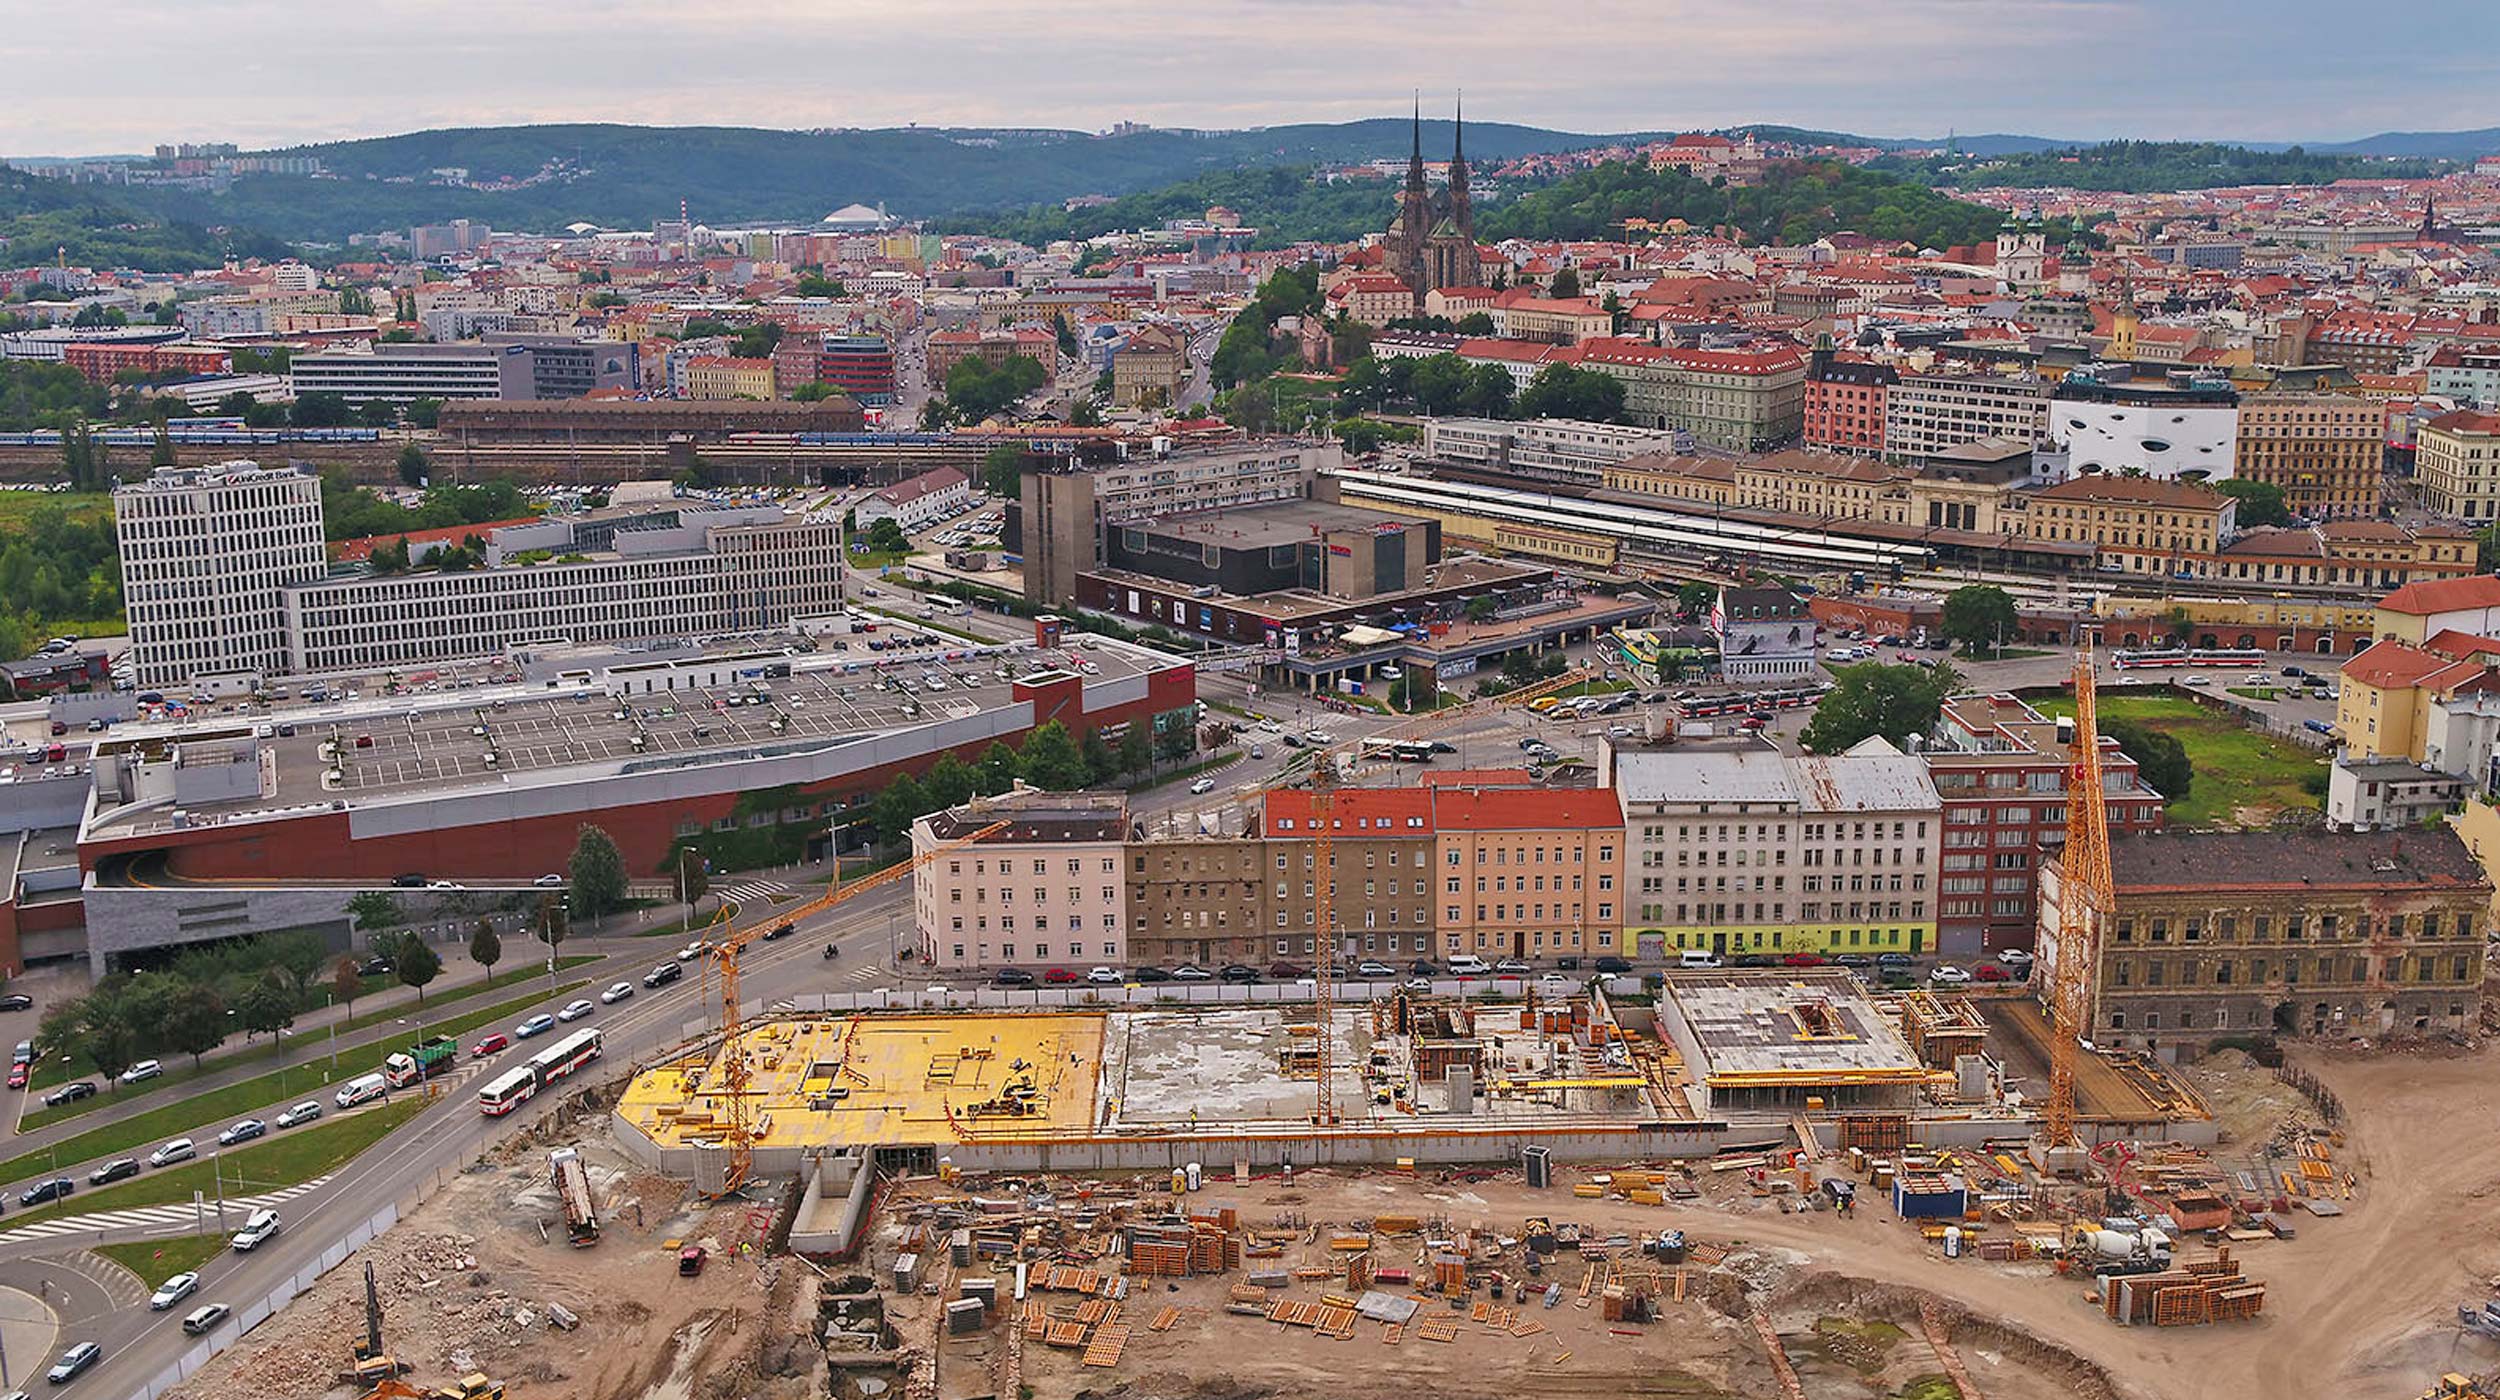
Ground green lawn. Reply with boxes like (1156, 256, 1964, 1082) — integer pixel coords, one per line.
(1, 1098, 424, 1232)
(4, 979, 590, 1181)
(0, 490, 111, 532)
(96, 1231, 228, 1282)
(2032, 692, 2324, 827)
(27, 956, 603, 1100)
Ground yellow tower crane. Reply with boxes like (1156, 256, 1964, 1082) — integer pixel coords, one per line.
(2042, 648, 2115, 1158)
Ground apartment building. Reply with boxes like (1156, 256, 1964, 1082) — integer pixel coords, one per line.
(2333, 639, 2500, 762)
(1883, 373, 2049, 457)
(1496, 295, 1615, 345)
(1565, 339, 1804, 451)
(2233, 393, 2384, 519)
(1432, 785, 1624, 962)
(1922, 693, 2165, 957)
(1125, 834, 1271, 969)
(1109, 324, 1187, 409)
(1015, 440, 1340, 605)
(1714, 585, 1819, 683)
(281, 510, 846, 674)
(1260, 788, 1438, 966)
(116, 462, 327, 690)
(856, 467, 971, 533)
(1801, 351, 1895, 454)
(1421, 416, 1681, 483)
(2039, 829, 2488, 1053)
(2424, 345, 2500, 408)
(2020, 475, 2234, 577)
(680, 356, 776, 400)
(1611, 739, 1942, 959)
(913, 794, 1130, 971)
(290, 343, 533, 402)
(2415, 410, 2500, 521)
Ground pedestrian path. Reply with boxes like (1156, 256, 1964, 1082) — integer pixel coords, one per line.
(0, 1175, 334, 1246)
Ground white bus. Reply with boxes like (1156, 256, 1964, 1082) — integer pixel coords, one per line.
(477, 1064, 538, 1118)
(477, 1028, 603, 1118)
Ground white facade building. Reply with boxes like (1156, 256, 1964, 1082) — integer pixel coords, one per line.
(1882, 374, 2051, 457)
(2051, 371, 2240, 482)
(856, 467, 971, 533)
(116, 462, 327, 689)
(912, 793, 1130, 971)
(1422, 417, 1682, 483)
(290, 343, 533, 402)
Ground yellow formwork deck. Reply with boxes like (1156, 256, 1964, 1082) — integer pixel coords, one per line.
(618, 1012, 1108, 1150)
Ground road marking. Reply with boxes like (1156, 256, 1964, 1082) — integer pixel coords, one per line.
(0, 1176, 333, 1246)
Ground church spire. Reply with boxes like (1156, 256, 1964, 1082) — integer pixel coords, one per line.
(1406, 92, 1426, 194)
(1448, 92, 1473, 245)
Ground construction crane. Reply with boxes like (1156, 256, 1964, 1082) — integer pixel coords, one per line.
(2043, 647, 2115, 1155)
(702, 809, 1010, 1194)
(1301, 664, 1595, 1124)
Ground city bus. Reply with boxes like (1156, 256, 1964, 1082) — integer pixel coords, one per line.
(1678, 684, 1828, 720)
(2110, 648, 2268, 671)
(476, 1028, 604, 1117)
(476, 1064, 538, 1117)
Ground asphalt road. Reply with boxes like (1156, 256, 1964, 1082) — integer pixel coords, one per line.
(0, 889, 914, 1397)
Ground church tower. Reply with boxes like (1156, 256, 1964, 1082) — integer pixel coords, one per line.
(1447, 95, 1472, 246)
(2107, 263, 2139, 362)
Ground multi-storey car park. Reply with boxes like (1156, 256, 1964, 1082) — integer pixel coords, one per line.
(64, 620, 1194, 972)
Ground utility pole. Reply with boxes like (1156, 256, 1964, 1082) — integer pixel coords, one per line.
(212, 1150, 228, 1229)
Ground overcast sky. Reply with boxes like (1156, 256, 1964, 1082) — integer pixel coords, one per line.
(8, 0, 2491, 155)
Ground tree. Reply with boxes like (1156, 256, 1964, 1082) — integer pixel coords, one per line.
(1675, 582, 1716, 618)
(865, 517, 910, 554)
(1081, 727, 1118, 785)
(872, 773, 928, 849)
(1117, 722, 1154, 776)
(77, 990, 142, 1086)
(1940, 585, 2019, 656)
(161, 982, 228, 1069)
(2215, 478, 2293, 529)
(976, 741, 1022, 795)
(150, 419, 175, 467)
(346, 890, 401, 929)
(533, 893, 569, 981)
(332, 955, 365, 1017)
(290, 391, 351, 428)
(567, 825, 627, 921)
(396, 443, 430, 488)
(925, 752, 976, 808)
(1548, 267, 1583, 300)
(2102, 717, 2194, 804)
(394, 932, 442, 1003)
(1465, 595, 1501, 622)
(1799, 660, 1962, 752)
(669, 845, 710, 908)
(1516, 362, 1626, 423)
(1017, 720, 1091, 791)
(981, 443, 1027, 500)
(237, 969, 297, 1044)
(405, 398, 442, 429)
(469, 919, 502, 981)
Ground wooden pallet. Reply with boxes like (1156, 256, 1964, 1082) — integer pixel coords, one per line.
(1382, 1324, 1405, 1345)
(1045, 1320, 1090, 1349)
(1418, 1317, 1460, 1343)
(1081, 1324, 1130, 1368)
(1148, 1306, 1182, 1332)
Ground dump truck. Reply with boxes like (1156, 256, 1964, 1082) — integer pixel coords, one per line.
(382, 1034, 459, 1089)
(551, 1146, 599, 1246)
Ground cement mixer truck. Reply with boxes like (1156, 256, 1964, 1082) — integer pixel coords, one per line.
(2066, 1222, 2172, 1276)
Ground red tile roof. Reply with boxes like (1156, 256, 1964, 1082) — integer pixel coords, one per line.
(1261, 788, 1434, 834)
(2378, 575, 2500, 617)
(1429, 785, 1625, 831)
(2424, 629, 2500, 662)
(2342, 639, 2477, 691)
(332, 517, 537, 562)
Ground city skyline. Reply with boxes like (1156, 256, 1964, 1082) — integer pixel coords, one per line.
(6, 0, 2495, 156)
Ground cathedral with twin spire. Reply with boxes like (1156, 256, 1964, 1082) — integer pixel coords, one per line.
(1381, 99, 1476, 312)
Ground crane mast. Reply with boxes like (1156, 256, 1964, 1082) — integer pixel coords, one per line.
(2043, 649, 2114, 1156)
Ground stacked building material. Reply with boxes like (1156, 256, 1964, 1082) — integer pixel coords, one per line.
(2102, 1249, 2266, 1326)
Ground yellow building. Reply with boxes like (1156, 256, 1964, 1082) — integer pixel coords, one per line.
(681, 355, 777, 400)
(2233, 393, 2385, 519)
(2020, 474, 2232, 576)
(2335, 639, 2500, 759)
(2416, 410, 2500, 522)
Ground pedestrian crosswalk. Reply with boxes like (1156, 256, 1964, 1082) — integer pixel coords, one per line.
(719, 880, 791, 907)
(0, 1174, 335, 1246)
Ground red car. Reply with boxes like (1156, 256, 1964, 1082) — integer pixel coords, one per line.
(471, 1033, 511, 1058)
(1041, 968, 1079, 985)
(1738, 716, 1768, 731)
(1780, 952, 1825, 968)
(1975, 963, 2012, 983)
(5, 1064, 25, 1090)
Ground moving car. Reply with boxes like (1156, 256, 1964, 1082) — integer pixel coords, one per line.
(19, 1178, 71, 1206)
(216, 1118, 267, 1147)
(556, 999, 595, 1022)
(148, 1272, 200, 1311)
(45, 1342, 100, 1384)
(642, 963, 683, 989)
(471, 1033, 510, 1058)
(148, 1138, 196, 1168)
(3, 1063, 20, 1090)
(0, 994, 32, 1013)
(601, 981, 636, 1004)
(119, 1060, 163, 1085)
(275, 1101, 322, 1128)
(761, 922, 796, 941)
(42, 1081, 94, 1108)
(181, 1303, 231, 1336)
(514, 1014, 556, 1040)
(533, 873, 564, 887)
(230, 1207, 281, 1251)
(1188, 777, 1216, 795)
(675, 941, 709, 963)
(87, 1159, 138, 1187)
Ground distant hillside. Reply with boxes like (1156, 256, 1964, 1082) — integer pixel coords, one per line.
(1870, 140, 2439, 193)
(0, 169, 285, 272)
(103, 120, 1648, 244)
(2306, 126, 2500, 161)
(1479, 159, 2051, 250)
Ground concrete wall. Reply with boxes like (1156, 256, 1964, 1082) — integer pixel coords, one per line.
(76, 883, 513, 975)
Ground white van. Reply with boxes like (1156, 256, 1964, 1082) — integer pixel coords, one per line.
(1678, 950, 1724, 970)
(335, 1072, 389, 1109)
(1448, 954, 1492, 976)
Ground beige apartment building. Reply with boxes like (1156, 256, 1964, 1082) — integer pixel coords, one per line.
(912, 793, 1131, 971)
(2234, 393, 2384, 519)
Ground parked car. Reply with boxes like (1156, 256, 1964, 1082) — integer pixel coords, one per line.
(275, 1101, 322, 1129)
(1593, 956, 1633, 975)
(1038, 968, 1078, 986)
(87, 1159, 139, 1187)
(1085, 967, 1122, 985)
(991, 968, 1036, 988)
(1132, 966, 1172, 984)
(358, 956, 393, 977)
(149, 1272, 200, 1311)
(1832, 953, 1873, 968)
(1169, 965, 1214, 982)
(514, 1014, 556, 1039)
(678, 1244, 707, 1277)
(181, 1303, 231, 1336)
(533, 873, 564, 887)
(147, 1139, 196, 1168)
(1975, 964, 2012, 983)
(556, 999, 595, 1022)
(1997, 947, 2035, 969)
(1780, 952, 1826, 968)
(45, 1342, 101, 1385)
(1875, 952, 1914, 969)
(642, 962, 683, 989)
(216, 1118, 267, 1147)
(1410, 959, 1441, 977)
(1494, 958, 1532, 976)
(601, 981, 636, 1004)
(1354, 960, 1397, 979)
(1269, 961, 1309, 979)
(18, 1178, 71, 1207)
(470, 1033, 510, 1058)
(1219, 964, 1260, 983)
(119, 1060, 163, 1085)
(0, 994, 32, 1012)
(1929, 964, 1974, 987)
(6, 1064, 27, 1090)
